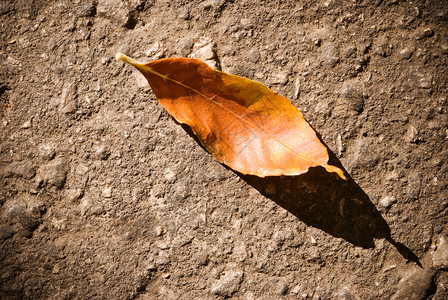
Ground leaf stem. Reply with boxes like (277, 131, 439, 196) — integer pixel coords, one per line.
(116, 52, 144, 67)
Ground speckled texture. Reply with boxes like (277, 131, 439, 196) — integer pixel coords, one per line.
(1, 0, 447, 299)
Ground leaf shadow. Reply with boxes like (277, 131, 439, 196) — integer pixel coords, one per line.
(239, 152, 421, 266)
(180, 123, 421, 266)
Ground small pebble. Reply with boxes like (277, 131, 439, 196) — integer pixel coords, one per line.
(379, 195, 397, 208)
(173, 235, 193, 248)
(406, 125, 419, 143)
(145, 41, 165, 59)
(178, 7, 190, 20)
(154, 226, 164, 236)
(411, 71, 433, 89)
(5, 160, 36, 179)
(38, 143, 56, 160)
(7, 202, 26, 220)
(210, 268, 244, 297)
(336, 134, 343, 156)
(52, 263, 61, 274)
(157, 240, 171, 250)
(392, 268, 435, 299)
(195, 45, 215, 60)
(442, 44, 448, 54)
(78, 3, 96, 17)
(21, 120, 32, 129)
(38, 159, 68, 189)
(7, 202, 39, 237)
(95, 145, 110, 160)
(189, 37, 220, 70)
(322, 43, 340, 66)
(164, 168, 177, 182)
(61, 99, 78, 114)
(66, 188, 84, 202)
(271, 71, 289, 85)
(155, 252, 171, 266)
(101, 57, 110, 65)
(341, 82, 365, 114)
(294, 77, 301, 99)
(205, 59, 219, 70)
(336, 288, 355, 300)
(240, 18, 253, 28)
(133, 70, 149, 89)
(343, 46, 357, 58)
(176, 37, 194, 56)
(90, 205, 105, 216)
(193, 253, 209, 267)
(102, 187, 112, 198)
(374, 45, 387, 57)
(97, 0, 137, 29)
(291, 284, 302, 296)
(415, 27, 434, 40)
(399, 47, 413, 59)
(276, 282, 289, 295)
(248, 48, 261, 63)
(433, 235, 448, 269)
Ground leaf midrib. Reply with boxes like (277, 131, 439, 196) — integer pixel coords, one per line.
(146, 64, 326, 171)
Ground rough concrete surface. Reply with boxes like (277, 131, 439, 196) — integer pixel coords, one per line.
(1, 0, 447, 299)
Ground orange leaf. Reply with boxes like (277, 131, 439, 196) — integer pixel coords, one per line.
(116, 53, 345, 180)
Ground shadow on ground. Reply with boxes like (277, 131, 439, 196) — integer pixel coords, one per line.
(237, 151, 421, 266)
(181, 124, 421, 266)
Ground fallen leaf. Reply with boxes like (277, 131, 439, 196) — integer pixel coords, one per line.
(116, 53, 345, 179)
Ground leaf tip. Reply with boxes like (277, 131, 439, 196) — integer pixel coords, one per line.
(324, 164, 347, 180)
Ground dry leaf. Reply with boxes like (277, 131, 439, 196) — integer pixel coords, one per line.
(116, 53, 345, 179)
